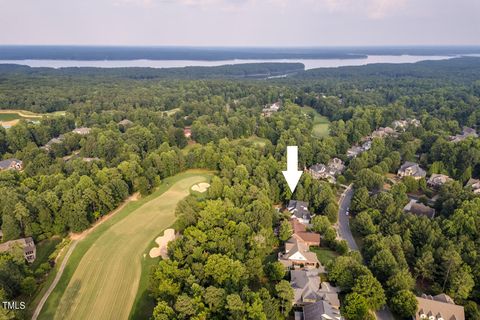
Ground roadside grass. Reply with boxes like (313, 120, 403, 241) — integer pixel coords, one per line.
(311, 246, 339, 266)
(38, 170, 213, 320)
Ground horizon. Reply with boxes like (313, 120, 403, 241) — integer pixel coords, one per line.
(1, 0, 479, 47)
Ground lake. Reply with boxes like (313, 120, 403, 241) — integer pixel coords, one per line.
(0, 54, 470, 70)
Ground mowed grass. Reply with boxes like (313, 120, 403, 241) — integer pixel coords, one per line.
(38, 170, 212, 320)
(302, 106, 331, 138)
(310, 247, 339, 266)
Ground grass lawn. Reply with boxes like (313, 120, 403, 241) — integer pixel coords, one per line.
(311, 247, 339, 266)
(302, 106, 331, 138)
(38, 170, 213, 320)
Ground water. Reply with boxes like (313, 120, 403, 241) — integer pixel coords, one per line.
(0, 54, 468, 70)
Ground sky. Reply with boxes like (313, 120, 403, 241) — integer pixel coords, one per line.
(0, 0, 479, 46)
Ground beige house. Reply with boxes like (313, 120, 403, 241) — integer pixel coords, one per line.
(0, 158, 23, 171)
(427, 174, 453, 188)
(0, 237, 36, 263)
(398, 162, 426, 180)
(279, 236, 319, 269)
(466, 178, 480, 194)
(415, 293, 464, 320)
(262, 102, 281, 117)
(72, 127, 91, 135)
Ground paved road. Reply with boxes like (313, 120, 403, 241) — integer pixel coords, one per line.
(337, 184, 359, 251)
(337, 185, 395, 320)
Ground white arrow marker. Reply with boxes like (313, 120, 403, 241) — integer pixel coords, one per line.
(282, 146, 303, 193)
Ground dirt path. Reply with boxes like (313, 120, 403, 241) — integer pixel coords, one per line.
(31, 193, 139, 320)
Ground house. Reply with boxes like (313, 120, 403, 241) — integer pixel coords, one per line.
(183, 127, 192, 138)
(347, 146, 364, 158)
(308, 158, 345, 183)
(41, 136, 64, 151)
(404, 199, 436, 218)
(290, 272, 342, 320)
(262, 102, 281, 117)
(290, 219, 320, 247)
(118, 119, 133, 127)
(393, 119, 421, 131)
(415, 293, 464, 320)
(397, 162, 426, 180)
(466, 178, 480, 194)
(279, 237, 319, 269)
(393, 120, 409, 131)
(427, 174, 452, 188)
(0, 237, 36, 263)
(449, 127, 478, 143)
(371, 127, 396, 139)
(72, 127, 91, 135)
(287, 200, 312, 225)
(291, 269, 321, 305)
(0, 158, 23, 171)
(362, 140, 372, 151)
(302, 300, 342, 320)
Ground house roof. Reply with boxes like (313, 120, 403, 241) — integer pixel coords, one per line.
(303, 300, 342, 320)
(72, 127, 91, 135)
(416, 294, 464, 320)
(428, 174, 452, 186)
(398, 162, 426, 177)
(288, 200, 311, 221)
(284, 237, 319, 265)
(0, 158, 22, 169)
(466, 178, 480, 190)
(118, 119, 133, 126)
(404, 200, 435, 218)
(0, 237, 35, 254)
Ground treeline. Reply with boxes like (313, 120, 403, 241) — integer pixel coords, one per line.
(0, 62, 304, 80)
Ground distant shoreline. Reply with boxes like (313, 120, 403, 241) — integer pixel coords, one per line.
(0, 54, 466, 70)
(1, 45, 480, 62)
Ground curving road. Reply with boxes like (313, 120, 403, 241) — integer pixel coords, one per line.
(337, 184, 359, 251)
(337, 185, 395, 320)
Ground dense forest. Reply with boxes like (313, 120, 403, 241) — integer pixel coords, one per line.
(1, 57, 480, 319)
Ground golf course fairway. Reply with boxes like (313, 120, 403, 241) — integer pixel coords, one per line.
(40, 171, 211, 320)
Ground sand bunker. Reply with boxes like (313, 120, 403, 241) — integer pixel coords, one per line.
(191, 182, 210, 193)
(149, 229, 176, 259)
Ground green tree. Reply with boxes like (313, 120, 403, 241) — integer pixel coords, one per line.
(342, 293, 372, 320)
(266, 262, 286, 281)
(204, 286, 226, 313)
(275, 280, 293, 316)
(311, 215, 331, 234)
(278, 220, 292, 242)
(351, 211, 377, 236)
(352, 275, 386, 311)
(351, 187, 370, 213)
(389, 290, 418, 318)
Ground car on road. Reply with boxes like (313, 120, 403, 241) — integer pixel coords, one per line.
(346, 208, 350, 215)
